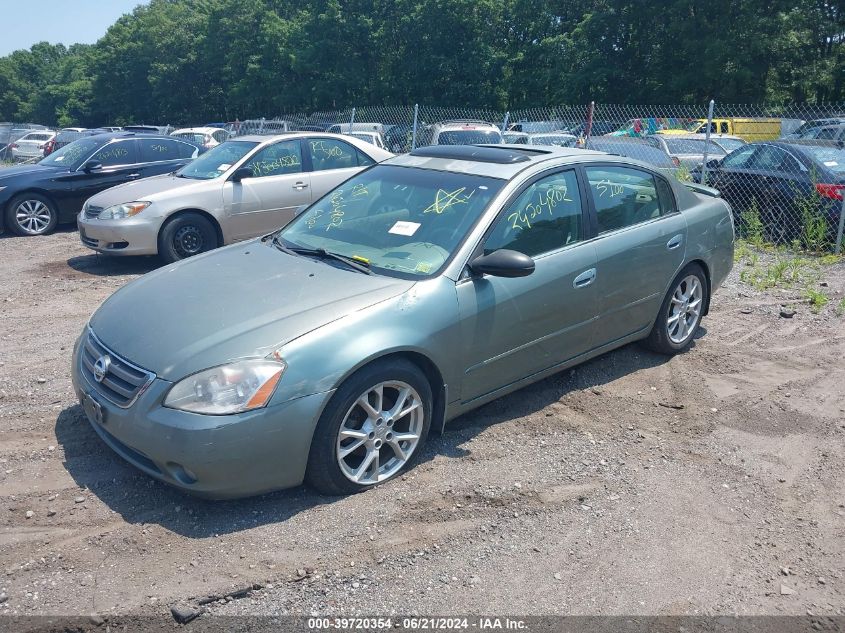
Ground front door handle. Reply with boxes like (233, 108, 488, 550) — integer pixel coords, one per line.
(573, 268, 596, 288)
(293, 182, 309, 190)
(126, 173, 141, 180)
(667, 234, 684, 250)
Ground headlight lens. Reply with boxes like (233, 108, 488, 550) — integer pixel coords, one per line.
(98, 201, 150, 220)
(164, 360, 286, 415)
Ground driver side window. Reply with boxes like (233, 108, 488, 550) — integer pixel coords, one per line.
(484, 170, 583, 257)
(242, 141, 303, 178)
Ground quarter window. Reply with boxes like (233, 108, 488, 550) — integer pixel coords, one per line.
(308, 138, 359, 171)
(91, 141, 136, 167)
(242, 141, 303, 177)
(585, 166, 664, 234)
(484, 170, 583, 257)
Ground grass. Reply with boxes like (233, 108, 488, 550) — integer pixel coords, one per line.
(805, 288, 830, 313)
(737, 239, 843, 315)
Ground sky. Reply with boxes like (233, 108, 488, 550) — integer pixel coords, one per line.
(0, 0, 149, 56)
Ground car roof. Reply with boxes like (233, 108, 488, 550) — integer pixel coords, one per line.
(82, 132, 186, 142)
(386, 144, 608, 179)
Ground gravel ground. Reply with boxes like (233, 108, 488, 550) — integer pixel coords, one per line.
(0, 229, 843, 627)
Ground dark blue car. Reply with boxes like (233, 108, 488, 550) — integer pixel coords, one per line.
(694, 140, 845, 243)
(0, 132, 199, 236)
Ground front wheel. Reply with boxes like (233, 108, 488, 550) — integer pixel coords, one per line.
(157, 212, 218, 263)
(306, 359, 432, 495)
(644, 264, 708, 355)
(5, 193, 58, 236)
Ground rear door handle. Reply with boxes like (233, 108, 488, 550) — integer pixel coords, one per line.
(293, 182, 309, 190)
(573, 268, 596, 288)
(126, 173, 141, 180)
(667, 234, 684, 250)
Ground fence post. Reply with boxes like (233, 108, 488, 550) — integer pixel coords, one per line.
(836, 192, 845, 255)
(700, 99, 715, 185)
(349, 107, 356, 133)
(501, 111, 510, 133)
(411, 103, 419, 150)
(584, 101, 595, 144)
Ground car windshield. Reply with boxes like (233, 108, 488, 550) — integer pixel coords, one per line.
(715, 138, 745, 151)
(38, 138, 101, 168)
(277, 165, 504, 278)
(665, 139, 724, 154)
(532, 135, 574, 146)
(437, 130, 503, 145)
(176, 140, 258, 179)
(805, 146, 845, 174)
(587, 141, 675, 167)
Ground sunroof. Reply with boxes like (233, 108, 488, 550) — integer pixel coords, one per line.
(410, 145, 532, 164)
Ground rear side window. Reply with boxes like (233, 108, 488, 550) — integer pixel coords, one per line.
(138, 139, 194, 162)
(308, 138, 359, 170)
(585, 166, 664, 234)
(484, 170, 583, 257)
(721, 145, 757, 168)
(91, 140, 137, 167)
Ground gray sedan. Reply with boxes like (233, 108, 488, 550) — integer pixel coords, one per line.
(72, 145, 735, 499)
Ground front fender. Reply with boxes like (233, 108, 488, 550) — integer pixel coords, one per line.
(269, 277, 462, 406)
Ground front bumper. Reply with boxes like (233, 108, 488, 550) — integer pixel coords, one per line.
(71, 334, 333, 499)
(77, 212, 163, 256)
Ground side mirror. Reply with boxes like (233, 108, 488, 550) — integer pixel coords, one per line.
(82, 160, 102, 173)
(469, 249, 535, 278)
(231, 167, 253, 182)
(706, 158, 721, 169)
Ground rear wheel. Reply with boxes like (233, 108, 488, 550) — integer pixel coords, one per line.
(644, 264, 708, 355)
(306, 359, 432, 495)
(5, 193, 58, 236)
(158, 212, 218, 263)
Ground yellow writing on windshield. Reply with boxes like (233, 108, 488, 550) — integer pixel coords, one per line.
(423, 188, 474, 214)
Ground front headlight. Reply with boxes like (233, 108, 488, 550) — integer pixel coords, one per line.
(98, 201, 151, 220)
(163, 359, 286, 415)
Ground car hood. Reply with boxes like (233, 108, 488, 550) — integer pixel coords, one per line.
(0, 164, 64, 182)
(87, 173, 214, 207)
(89, 241, 415, 381)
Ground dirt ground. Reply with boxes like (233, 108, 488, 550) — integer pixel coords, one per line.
(0, 228, 843, 627)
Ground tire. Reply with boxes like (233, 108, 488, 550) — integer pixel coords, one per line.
(305, 359, 432, 495)
(644, 264, 708, 355)
(5, 193, 58, 236)
(157, 212, 218, 263)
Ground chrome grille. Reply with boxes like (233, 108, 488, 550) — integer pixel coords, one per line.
(80, 329, 155, 408)
(84, 205, 103, 219)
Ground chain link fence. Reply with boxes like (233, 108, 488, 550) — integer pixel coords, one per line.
(228, 102, 844, 252)
(3, 102, 844, 251)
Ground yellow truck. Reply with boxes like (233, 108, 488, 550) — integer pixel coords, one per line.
(659, 118, 782, 141)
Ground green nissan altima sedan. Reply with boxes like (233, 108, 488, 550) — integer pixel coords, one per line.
(72, 145, 734, 498)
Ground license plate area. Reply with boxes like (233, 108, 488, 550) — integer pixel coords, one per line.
(81, 391, 106, 426)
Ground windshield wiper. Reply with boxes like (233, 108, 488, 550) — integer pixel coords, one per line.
(271, 238, 372, 275)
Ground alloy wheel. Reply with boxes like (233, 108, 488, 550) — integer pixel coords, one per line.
(336, 381, 424, 485)
(666, 274, 703, 344)
(15, 199, 53, 235)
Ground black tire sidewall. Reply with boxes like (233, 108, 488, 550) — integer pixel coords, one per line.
(646, 264, 708, 355)
(306, 360, 432, 495)
(6, 193, 58, 236)
(158, 213, 217, 263)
